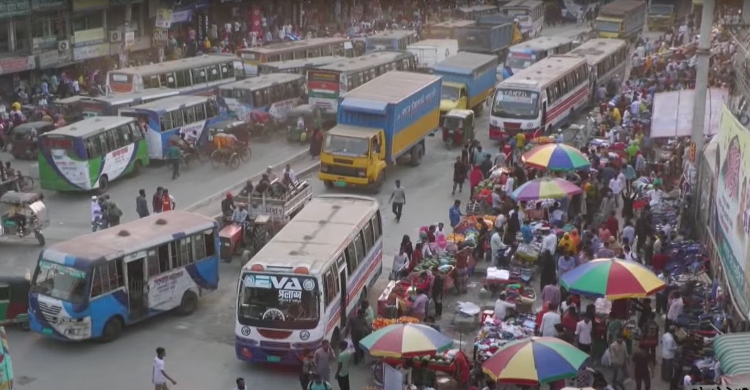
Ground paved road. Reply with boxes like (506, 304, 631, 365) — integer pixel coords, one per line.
(1, 22, 659, 390)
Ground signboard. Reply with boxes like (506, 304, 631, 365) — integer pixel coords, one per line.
(32, 35, 57, 50)
(0, 0, 30, 18)
(152, 28, 168, 43)
(73, 43, 109, 61)
(124, 31, 135, 47)
(714, 104, 750, 317)
(37, 50, 61, 69)
(72, 0, 106, 11)
(0, 56, 35, 75)
(73, 27, 105, 46)
(155, 8, 172, 28)
(31, 0, 63, 10)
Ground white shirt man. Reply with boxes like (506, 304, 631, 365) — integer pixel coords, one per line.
(647, 187, 663, 205)
(490, 230, 506, 262)
(540, 310, 561, 337)
(494, 214, 507, 230)
(609, 176, 623, 196)
(91, 197, 102, 222)
(494, 294, 515, 320)
(575, 318, 593, 347)
(662, 331, 677, 359)
(541, 231, 557, 256)
(667, 296, 684, 322)
(504, 176, 515, 194)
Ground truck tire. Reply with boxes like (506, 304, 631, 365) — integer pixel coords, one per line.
(324, 180, 334, 188)
(410, 143, 424, 167)
(371, 172, 385, 194)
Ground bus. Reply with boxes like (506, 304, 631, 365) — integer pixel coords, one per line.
(489, 55, 590, 140)
(29, 211, 220, 342)
(257, 56, 344, 76)
(307, 51, 417, 117)
(365, 30, 420, 52)
(38, 116, 149, 192)
(503, 36, 576, 79)
(422, 20, 476, 39)
(238, 38, 353, 77)
(455, 4, 499, 19)
(119, 95, 222, 160)
(79, 89, 180, 117)
(568, 38, 628, 91)
(106, 55, 241, 95)
(234, 195, 383, 365)
(501, 0, 545, 38)
(217, 73, 305, 122)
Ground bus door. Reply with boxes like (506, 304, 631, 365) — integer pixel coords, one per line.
(125, 253, 147, 320)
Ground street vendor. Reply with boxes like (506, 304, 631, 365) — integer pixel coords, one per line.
(454, 247, 471, 294)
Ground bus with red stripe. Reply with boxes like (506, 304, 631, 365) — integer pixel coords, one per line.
(568, 38, 628, 92)
(489, 55, 590, 140)
(235, 195, 383, 365)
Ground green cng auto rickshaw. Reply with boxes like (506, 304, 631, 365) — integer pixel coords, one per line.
(0, 272, 31, 330)
(285, 104, 324, 143)
(440, 109, 475, 149)
(0, 191, 48, 245)
(9, 121, 55, 160)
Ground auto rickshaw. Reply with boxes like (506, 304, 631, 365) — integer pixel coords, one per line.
(206, 120, 250, 155)
(285, 104, 323, 143)
(0, 271, 31, 330)
(441, 109, 475, 149)
(0, 191, 48, 245)
(50, 95, 85, 123)
(8, 121, 55, 160)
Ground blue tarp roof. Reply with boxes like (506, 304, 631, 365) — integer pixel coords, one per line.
(340, 98, 388, 115)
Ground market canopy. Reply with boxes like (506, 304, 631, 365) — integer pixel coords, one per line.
(714, 333, 750, 376)
(510, 177, 583, 201)
(521, 143, 590, 171)
(650, 88, 728, 138)
(559, 258, 665, 299)
(359, 323, 453, 358)
(482, 337, 589, 385)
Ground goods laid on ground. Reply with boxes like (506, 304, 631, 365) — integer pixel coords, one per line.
(372, 316, 421, 331)
(474, 314, 536, 362)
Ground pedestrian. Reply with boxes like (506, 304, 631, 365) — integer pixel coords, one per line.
(388, 180, 405, 223)
(309, 128, 323, 158)
(136, 189, 150, 218)
(539, 303, 561, 337)
(335, 340, 353, 390)
(632, 345, 652, 390)
(166, 141, 182, 180)
(452, 156, 466, 194)
(152, 186, 163, 214)
(152, 347, 177, 390)
(609, 336, 628, 390)
(348, 309, 370, 364)
(431, 267, 444, 319)
(91, 195, 102, 232)
(162, 189, 175, 212)
(575, 315, 593, 354)
(300, 349, 316, 390)
(449, 200, 462, 229)
(666, 291, 683, 330)
(108, 201, 123, 226)
(233, 377, 246, 390)
(661, 326, 678, 382)
(640, 312, 660, 364)
(314, 339, 335, 383)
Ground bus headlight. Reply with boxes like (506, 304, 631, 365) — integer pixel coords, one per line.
(300, 330, 310, 340)
(358, 170, 366, 177)
(490, 119, 499, 127)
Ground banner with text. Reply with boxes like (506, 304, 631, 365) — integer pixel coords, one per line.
(714, 104, 750, 317)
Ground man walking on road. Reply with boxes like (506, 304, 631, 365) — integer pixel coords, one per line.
(136, 189, 149, 218)
(152, 347, 177, 390)
(389, 180, 406, 223)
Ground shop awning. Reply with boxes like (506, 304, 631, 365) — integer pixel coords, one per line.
(714, 334, 750, 376)
(651, 88, 728, 138)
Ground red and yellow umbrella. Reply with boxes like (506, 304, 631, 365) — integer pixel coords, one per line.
(522, 143, 590, 171)
(560, 258, 665, 299)
(358, 323, 453, 358)
(482, 337, 589, 385)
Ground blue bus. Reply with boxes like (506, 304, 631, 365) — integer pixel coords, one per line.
(28, 211, 220, 342)
(217, 73, 304, 122)
(120, 95, 224, 160)
(79, 89, 180, 117)
(365, 30, 419, 52)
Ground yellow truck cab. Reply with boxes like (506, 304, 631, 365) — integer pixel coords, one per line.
(432, 52, 499, 116)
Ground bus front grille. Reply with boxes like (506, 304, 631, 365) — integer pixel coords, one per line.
(38, 300, 62, 324)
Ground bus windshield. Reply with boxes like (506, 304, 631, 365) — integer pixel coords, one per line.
(31, 260, 89, 304)
(493, 89, 539, 119)
(238, 273, 320, 329)
(595, 20, 621, 32)
(368, 38, 397, 51)
(506, 53, 536, 69)
(324, 134, 369, 156)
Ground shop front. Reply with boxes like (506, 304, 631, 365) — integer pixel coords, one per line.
(36, 47, 72, 70)
(0, 55, 36, 99)
(72, 42, 108, 61)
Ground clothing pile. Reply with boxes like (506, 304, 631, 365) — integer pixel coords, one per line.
(473, 314, 536, 362)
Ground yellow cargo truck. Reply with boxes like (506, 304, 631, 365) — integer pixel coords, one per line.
(432, 52, 499, 116)
(594, 0, 647, 41)
(648, 0, 691, 31)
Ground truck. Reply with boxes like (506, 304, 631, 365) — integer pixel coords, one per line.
(407, 39, 459, 72)
(422, 20, 476, 39)
(594, 0, 647, 41)
(432, 52, 498, 116)
(236, 179, 313, 227)
(456, 16, 518, 60)
(648, 0, 692, 31)
(318, 71, 441, 191)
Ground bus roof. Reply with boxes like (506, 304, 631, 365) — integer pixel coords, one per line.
(407, 39, 459, 49)
(111, 55, 236, 76)
(500, 55, 586, 89)
(428, 20, 476, 28)
(43, 211, 217, 267)
(218, 73, 303, 91)
(261, 56, 345, 70)
(241, 195, 378, 275)
(457, 5, 498, 12)
(600, 0, 646, 15)
(510, 36, 574, 52)
(126, 95, 208, 113)
(502, 0, 543, 8)
(88, 88, 180, 106)
(433, 52, 498, 75)
(314, 51, 413, 73)
(569, 38, 627, 65)
(43, 116, 136, 138)
(237, 37, 349, 54)
(345, 71, 441, 104)
(367, 30, 418, 39)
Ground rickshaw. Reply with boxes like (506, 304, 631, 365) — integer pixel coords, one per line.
(206, 120, 251, 155)
(210, 133, 249, 170)
(0, 271, 31, 330)
(248, 111, 275, 138)
(440, 109, 475, 149)
(8, 121, 55, 160)
(0, 191, 48, 245)
(169, 135, 202, 168)
(285, 104, 323, 143)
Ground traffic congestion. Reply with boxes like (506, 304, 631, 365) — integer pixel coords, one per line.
(0, 0, 742, 389)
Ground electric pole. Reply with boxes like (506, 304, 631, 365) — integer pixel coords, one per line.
(689, 0, 714, 170)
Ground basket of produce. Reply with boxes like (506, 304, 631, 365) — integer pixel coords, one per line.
(372, 316, 421, 331)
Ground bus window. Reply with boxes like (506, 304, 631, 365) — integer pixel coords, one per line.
(323, 267, 337, 306)
(345, 242, 357, 274)
(85, 137, 101, 158)
(372, 212, 382, 240)
(253, 90, 266, 107)
(160, 112, 173, 131)
(144, 75, 160, 88)
(104, 130, 117, 152)
(220, 63, 234, 79)
(354, 232, 366, 264)
(166, 74, 176, 88)
(146, 249, 159, 278)
(175, 70, 190, 88)
(157, 243, 170, 274)
(184, 106, 196, 124)
(171, 110, 185, 129)
(207, 65, 219, 82)
(192, 68, 206, 84)
(363, 222, 374, 251)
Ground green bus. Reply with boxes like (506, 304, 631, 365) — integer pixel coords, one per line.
(38, 116, 149, 192)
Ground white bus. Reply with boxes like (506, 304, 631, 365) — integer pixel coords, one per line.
(106, 55, 242, 95)
(235, 195, 383, 365)
(568, 38, 628, 92)
(490, 55, 590, 140)
(503, 36, 576, 78)
(501, 0, 545, 38)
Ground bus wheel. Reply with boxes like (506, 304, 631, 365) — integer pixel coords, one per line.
(97, 175, 109, 195)
(177, 291, 198, 316)
(101, 316, 124, 342)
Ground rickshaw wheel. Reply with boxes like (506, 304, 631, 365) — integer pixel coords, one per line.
(35, 231, 45, 246)
(210, 150, 223, 169)
(19, 321, 30, 331)
(229, 154, 241, 170)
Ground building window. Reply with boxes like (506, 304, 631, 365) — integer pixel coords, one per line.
(13, 18, 30, 52)
(71, 12, 104, 32)
(0, 20, 9, 53)
(31, 13, 65, 49)
(107, 3, 143, 37)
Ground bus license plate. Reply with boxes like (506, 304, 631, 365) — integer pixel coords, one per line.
(335, 181, 347, 187)
(267, 355, 281, 362)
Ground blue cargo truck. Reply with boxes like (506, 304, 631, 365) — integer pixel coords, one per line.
(433, 52, 498, 116)
(456, 15, 517, 60)
(319, 71, 441, 192)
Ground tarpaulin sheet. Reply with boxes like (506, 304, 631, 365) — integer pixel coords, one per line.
(714, 333, 750, 376)
(650, 88, 728, 138)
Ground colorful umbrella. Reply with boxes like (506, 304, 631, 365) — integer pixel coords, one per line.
(482, 337, 589, 385)
(510, 177, 583, 201)
(559, 258, 665, 299)
(522, 143, 590, 171)
(358, 323, 453, 358)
